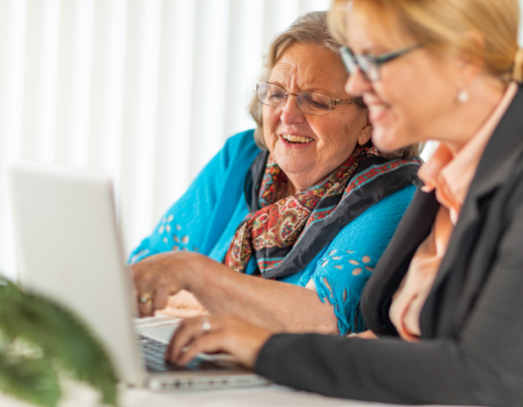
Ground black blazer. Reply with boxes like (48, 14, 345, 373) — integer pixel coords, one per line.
(255, 85, 523, 406)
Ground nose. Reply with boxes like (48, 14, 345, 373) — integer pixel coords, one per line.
(345, 67, 372, 97)
(280, 94, 306, 125)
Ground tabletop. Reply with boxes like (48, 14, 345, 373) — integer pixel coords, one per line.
(0, 379, 457, 407)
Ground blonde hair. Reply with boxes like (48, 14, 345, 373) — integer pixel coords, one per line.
(328, 0, 523, 83)
(248, 11, 422, 160)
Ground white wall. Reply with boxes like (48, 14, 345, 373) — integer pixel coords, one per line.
(1, 0, 523, 281)
(0, 0, 331, 281)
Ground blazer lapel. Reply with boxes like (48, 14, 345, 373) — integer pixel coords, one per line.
(421, 84, 523, 337)
(362, 183, 440, 335)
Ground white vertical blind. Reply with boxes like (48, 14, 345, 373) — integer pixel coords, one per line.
(55, 0, 94, 167)
(4, 0, 521, 282)
(119, 0, 163, 253)
(0, 0, 27, 281)
(0, 0, 331, 281)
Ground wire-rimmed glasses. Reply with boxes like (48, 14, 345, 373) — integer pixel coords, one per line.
(339, 44, 422, 82)
(256, 82, 355, 116)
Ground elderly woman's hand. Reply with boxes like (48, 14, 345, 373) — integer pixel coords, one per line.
(165, 315, 273, 369)
(132, 251, 202, 317)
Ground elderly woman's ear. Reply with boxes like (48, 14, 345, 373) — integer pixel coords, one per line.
(357, 113, 373, 146)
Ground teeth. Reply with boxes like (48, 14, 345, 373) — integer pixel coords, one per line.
(368, 105, 388, 113)
(281, 134, 314, 143)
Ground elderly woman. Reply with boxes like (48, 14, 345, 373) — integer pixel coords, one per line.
(131, 11, 421, 335)
(167, 0, 523, 405)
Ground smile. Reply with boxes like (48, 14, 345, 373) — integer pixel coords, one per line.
(368, 105, 388, 114)
(281, 134, 314, 144)
(367, 104, 391, 123)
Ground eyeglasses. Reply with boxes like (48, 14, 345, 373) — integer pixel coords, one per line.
(339, 44, 422, 82)
(256, 82, 355, 116)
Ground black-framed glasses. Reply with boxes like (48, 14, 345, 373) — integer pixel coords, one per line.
(256, 82, 355, 116)
(339, 44, 422, 82)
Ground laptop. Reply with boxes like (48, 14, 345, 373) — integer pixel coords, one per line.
(5, 158, 269, 391)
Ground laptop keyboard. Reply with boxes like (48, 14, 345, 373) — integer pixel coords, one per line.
(138, 334, 227, 373)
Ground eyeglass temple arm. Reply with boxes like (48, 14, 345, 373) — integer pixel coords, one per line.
(373, 43, 422, 63)
(333, 99, 355, 106)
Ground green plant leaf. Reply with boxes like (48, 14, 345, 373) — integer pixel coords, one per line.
(0, 348, 61, 407)
(0, 279, 118, 406)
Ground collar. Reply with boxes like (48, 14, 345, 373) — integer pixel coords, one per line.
(418, 82, 518, 223)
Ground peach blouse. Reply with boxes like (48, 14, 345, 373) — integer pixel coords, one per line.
(389, 82, 518, 341)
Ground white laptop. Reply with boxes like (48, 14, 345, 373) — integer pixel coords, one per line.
(5, 158, 269, 391)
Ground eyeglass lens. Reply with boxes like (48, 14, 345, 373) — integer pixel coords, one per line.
(340, 48, 378, 81)
(256, 82, 332, 115)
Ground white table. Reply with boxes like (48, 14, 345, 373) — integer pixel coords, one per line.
(0, 380, 456, 407)
(1, 383, 454, 407)
(0, 313, 461, 407)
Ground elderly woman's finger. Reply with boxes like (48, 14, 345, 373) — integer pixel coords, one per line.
(153, 286, 171, 311)
(132, 253, 191, 316)
(132, 263, 155, 295)
(137, 291, 156, 317)
(138, 301, 155, 317)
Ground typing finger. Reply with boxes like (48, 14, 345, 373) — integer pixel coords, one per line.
(166, 316, 211, 362)
(175, 333, 227, 366)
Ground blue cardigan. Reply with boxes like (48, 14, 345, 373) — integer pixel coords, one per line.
(130, 129, 415, 334)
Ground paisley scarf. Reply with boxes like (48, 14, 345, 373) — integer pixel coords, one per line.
(224, 143, 380, 275)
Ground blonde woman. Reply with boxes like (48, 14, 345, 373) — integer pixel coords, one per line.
(166, 0, 523, 405)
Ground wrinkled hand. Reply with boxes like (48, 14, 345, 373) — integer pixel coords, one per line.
(132, 252, 198, 317)
(165, 315, 273, 369)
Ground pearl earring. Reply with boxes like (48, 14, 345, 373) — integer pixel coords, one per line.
(458, 89, 469, 103)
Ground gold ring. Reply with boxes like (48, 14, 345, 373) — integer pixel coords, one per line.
(139, 293, 153, 304)
(201, 318, 211, 333)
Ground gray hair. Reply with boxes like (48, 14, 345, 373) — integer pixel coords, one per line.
(247, 11, 422, 160)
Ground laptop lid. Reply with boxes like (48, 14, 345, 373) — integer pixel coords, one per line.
(6, 159, 145, 386)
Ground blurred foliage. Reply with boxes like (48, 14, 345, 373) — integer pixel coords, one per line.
(0, 278, 118, 407)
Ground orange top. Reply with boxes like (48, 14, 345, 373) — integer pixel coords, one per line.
(389, 82, 518, 341)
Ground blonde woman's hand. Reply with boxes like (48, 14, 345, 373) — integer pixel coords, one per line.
(165, 314, 273, 369)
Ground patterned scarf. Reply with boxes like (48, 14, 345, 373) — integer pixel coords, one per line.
(224, 144, 379, 275)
